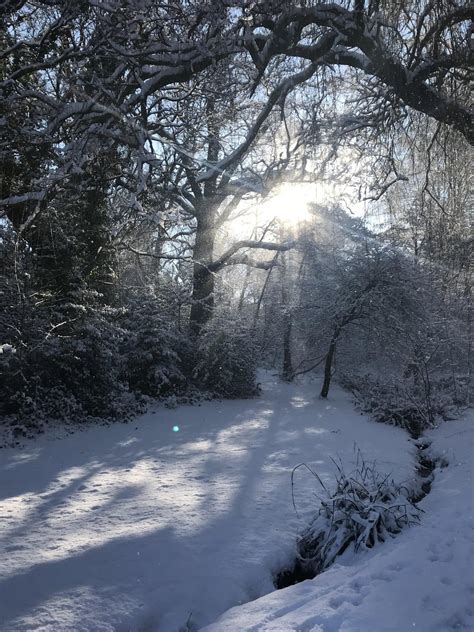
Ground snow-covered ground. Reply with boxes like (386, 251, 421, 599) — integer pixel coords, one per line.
(0, 373, 470, 632)
(204, 415, 474, 632)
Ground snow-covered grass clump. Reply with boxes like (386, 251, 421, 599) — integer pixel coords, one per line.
(296, 451, 421, 575)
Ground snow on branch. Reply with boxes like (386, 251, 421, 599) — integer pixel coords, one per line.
(196, 62, 318, 183)
(209, 239, 294, 272)
(246, 3, 473, 143)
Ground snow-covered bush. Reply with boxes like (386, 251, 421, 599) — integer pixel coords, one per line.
(340, 372, 470, 435)
(295, 452, 421, 574)
(0, 343, 22, 414)
(0, 230, 263, 430)
(1, 295, 134, 424)
(0, 228, 130, 423)
(36, 303, 131, 419)
(193, 317, 259, 398)
(119, 293, 189, 398)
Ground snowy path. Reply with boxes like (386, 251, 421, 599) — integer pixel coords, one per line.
(0, 374, 415, 631)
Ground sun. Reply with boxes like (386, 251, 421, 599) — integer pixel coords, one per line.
(227, 181, 345, 239)
(259, 184, 313, 227)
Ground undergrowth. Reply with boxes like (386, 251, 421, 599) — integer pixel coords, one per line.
(293, 449, 422, 575)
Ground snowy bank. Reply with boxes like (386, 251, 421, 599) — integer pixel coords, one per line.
(203, 414, 474, 632)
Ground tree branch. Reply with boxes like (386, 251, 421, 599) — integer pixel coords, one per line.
(209, 239, 294, 272)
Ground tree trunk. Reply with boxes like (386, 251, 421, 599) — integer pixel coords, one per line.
(189, 213, 217, 337)
(238, 265, 252, 312)
(189, 95, 220, 337)
(282, 316, 294, 381)
(320, 329, 339, 398)
(280, 250, 294, 381)
(253, 251, 279, 330)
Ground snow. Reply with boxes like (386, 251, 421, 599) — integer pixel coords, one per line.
(0, 373, 416, 631)
(203, 414, 474, 632)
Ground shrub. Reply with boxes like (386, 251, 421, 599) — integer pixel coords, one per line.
(119, 293, 189, 398)
(294, 451, 421, 575)
(192, 317, 259, 398)
(1, 297, 135, 424)
(339, 372, 469, 434)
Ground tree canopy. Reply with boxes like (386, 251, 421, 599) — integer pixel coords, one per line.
(1, 0, 472, 429)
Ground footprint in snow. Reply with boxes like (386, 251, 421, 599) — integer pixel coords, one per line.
(329, 593, 362, 609)
(4, 544, 26, 552)
(388, 562, 406, 572)
(440, 576, 453, 586)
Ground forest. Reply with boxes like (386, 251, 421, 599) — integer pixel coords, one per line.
(0, 1, 473, 631)
(1, 0, 471, 433)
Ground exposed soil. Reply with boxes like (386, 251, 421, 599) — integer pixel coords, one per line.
(408, 439, 438, 503)
(275, 560, 316, 589)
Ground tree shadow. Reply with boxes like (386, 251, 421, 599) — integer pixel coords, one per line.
(0, 382, 327, 630)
